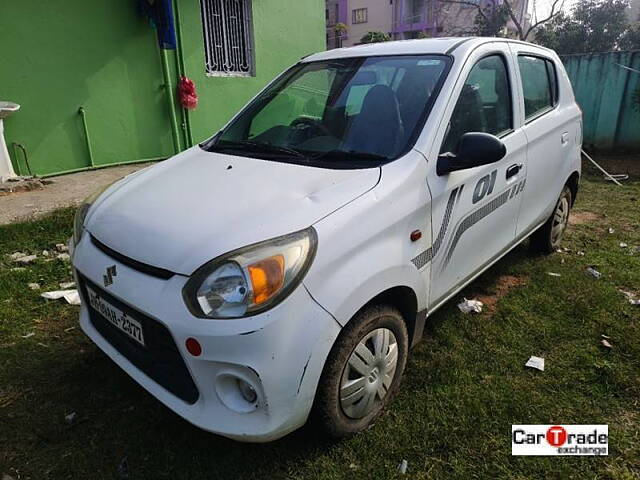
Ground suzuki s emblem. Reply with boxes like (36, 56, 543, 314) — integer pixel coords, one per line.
(103, 265, 117, 287)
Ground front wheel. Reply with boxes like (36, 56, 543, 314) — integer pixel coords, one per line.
(530, 185, 572, 254)
(311, 305, 408, 438)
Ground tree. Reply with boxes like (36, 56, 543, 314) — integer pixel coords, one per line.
(360, 31, 391, 44)
(437, 0, 563, 40)
(535, 0, 633, 54)
(504, 0, 565, 41)
(334, 22, 348, 48)
(619, 22, 640, 50)
(474, 3, 511, 37)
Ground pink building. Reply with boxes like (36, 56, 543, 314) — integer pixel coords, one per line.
(326, 0, 529, 48)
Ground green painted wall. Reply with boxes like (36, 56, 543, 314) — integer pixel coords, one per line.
(179, 0, 326, 142)
(0, 0, 325, 176)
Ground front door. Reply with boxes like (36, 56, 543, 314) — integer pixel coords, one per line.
(422, 43, 528, 309)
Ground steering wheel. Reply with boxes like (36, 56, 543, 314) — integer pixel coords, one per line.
(290, 117, 332, 138)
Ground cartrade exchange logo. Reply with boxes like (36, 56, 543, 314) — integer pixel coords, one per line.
(512, 425, 608, 456)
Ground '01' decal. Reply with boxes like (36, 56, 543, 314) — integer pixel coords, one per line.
(472, 169, 497, 204)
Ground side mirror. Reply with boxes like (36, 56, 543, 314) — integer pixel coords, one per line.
(437, 132, 506, 176)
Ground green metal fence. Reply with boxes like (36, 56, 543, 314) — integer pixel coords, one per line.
(561, 51, 640, 151)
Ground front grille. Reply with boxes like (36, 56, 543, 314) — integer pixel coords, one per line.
(91, 235, 175, 280)
(79, 274, 199, 404)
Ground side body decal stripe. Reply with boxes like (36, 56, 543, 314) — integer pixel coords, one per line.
(411, 177, 527, 272)
(411, 186, 460, 270)
(441, 187, 512, 270)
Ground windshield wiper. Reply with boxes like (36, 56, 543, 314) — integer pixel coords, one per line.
(311, 149, 388, 163)
(214, 140, 308, 160)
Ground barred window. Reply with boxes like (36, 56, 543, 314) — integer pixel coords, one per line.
(200, 0, 254, 77)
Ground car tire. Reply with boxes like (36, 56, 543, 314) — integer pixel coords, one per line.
(311, 304, 409, 438)
(530, 185, 573, 254)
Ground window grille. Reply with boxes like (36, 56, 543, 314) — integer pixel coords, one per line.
(200, 0, 254, 77)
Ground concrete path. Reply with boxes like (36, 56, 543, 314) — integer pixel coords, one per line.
(0, 163, 156, 225)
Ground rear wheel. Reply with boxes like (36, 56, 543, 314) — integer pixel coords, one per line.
(312, 305, 408, 438)
(530, 185, 572, 254)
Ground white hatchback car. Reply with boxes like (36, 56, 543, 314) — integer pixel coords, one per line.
(71, 37, 581, 442)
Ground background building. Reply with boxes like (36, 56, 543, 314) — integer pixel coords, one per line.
(327, 0, 528, 47)
(0, 0, 324, 176)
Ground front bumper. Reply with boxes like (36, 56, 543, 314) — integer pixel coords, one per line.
(73, 234, 341, 442)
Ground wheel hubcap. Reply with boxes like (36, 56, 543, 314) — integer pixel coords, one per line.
(551, 196, 569, 246)
(339, 327, 398, 419)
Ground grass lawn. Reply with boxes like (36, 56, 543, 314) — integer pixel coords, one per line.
(1, 172, 639, 479)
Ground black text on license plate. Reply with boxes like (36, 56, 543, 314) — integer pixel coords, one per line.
(87, 286, 146, 347)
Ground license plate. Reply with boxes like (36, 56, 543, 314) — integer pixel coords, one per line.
(87, 286, 146, 347)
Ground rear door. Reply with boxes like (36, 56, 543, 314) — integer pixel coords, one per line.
(421, 42, 528, 309)
(509, 45, 574, 236)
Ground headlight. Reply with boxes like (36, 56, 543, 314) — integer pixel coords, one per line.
(183, 228, 317, 319)
(72, 180, 120, 246)
(73, 202, 91, 246)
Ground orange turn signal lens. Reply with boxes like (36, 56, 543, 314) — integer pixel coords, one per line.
(247, 254, 285, 305)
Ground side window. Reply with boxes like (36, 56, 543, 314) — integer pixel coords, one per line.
(518, 56, 557, 120)
(441, 55, 512, 154)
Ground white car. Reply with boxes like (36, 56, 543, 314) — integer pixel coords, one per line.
(71, 37, 581, 442)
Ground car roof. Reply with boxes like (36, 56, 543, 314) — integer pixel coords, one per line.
(301, 37, 552, 63)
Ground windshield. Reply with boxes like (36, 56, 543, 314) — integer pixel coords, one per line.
(204, 55, 450, 168)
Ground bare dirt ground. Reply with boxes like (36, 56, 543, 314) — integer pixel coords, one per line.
(584, 152, 640, 177)
(472, 274, 529, 315)
(0, 163, 155, 225)
(569, 210, 603, 225)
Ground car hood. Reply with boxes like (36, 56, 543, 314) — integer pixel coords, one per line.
(85, 147, 380, 275)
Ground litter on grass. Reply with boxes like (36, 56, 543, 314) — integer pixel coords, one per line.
(608, 228, 615, 234)
(458, 298, 483, 314)
(620, 242, 628, 248)
(59, 281, 76, 289)
(525, 356, 545, 371)
(601, 339, 613, 349)
(65, 412, 77, 424)
(41, 290, 81, 306)
(55, 243, 69, 253)
(20, 332, 35, 339)
(398, 460, 408, 474)
(56, 253, 71, 261)
(27, 283, 40, 290)
(64, 291, 81, 305)
(620, 290, 640, 305)
(9, 252, 37, 264)
(547, 272, 561, 277)
(586, 267, 602, 279)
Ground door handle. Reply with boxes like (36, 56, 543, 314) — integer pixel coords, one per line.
(506, 163, 522, 179)
(561, 132, 569, 145)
